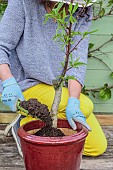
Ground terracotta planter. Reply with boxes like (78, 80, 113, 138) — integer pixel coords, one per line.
(18, 119, 88, 170)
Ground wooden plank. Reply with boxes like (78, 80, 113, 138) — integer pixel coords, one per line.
(80, 158, 113, 170)
(0, 113, 17, 123)
(0, 112, 113, 126)
(95, 115, 113, 125)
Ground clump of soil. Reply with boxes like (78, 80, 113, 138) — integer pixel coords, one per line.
(20, 98, 52, 127)
(19, 98, 65, 137)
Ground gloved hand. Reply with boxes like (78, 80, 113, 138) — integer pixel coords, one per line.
(66, 97, 91, 131)
(1, 77, 24, 112)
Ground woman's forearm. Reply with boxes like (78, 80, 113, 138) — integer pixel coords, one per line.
(68, 79, 82, 99)
(0, 64, 13, 81)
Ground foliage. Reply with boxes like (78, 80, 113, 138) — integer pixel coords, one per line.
(0, 0, 7, 15)
(99, 84, 111, 100)
(44, 1, 95, 89)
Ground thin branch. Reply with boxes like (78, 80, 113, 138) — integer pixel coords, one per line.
(89, 55, 113, 71)
(61, 22, 72, 79)
(92, 4, 113, 21)
(92, 12, 113, 21)
(85, 85, 113, 92)
(69, 37, 84, 54)
(95, 51, 112, 57)
(66, 66, 73, 71)
(108, 6, 113, 15)
(99, 50, 110, 56)
(89, 35, 113, 53)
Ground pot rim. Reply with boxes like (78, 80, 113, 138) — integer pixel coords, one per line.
(18, 119, 88, 145)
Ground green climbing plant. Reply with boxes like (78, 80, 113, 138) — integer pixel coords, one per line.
(82, 0, 113, 101)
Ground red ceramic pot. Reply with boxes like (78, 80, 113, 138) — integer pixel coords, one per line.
(18, 119, 88, 170)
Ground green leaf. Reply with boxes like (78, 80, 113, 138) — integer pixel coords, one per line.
(0, 2, 7, 15)
(110, 72, 113, 79)
(71, 31, 82, 37)
(60, 61, 65, 67)
(82, 86, 89, 96)
(70, 53, 73, 60)
(56, 22, 64, 34)
(99, 8, 106, 18)
(72, 3, 78, 14)
(99, 87, 111, 101)
(69, 15, 77, 24)
(69, 15, 72, 23)
(69, 60, 73, 66)
(65, 75, 76, 82)
(88, 53, 92, 58)
(53, 33, 62, 41)
(44, 13, 53, 24)
(63, 7, 66, 19)
(88, 43, 95, 51)
(73, 62, 86, 68)
(107, 0, 113, 7)
(104, 83, 108, 88)
(68, 3, 73, 14)
(52, 8, 58, 15)
(83, 30, 98, 37)
(57, 76, 65, 81)
(70, 40, 75, 44)
(56, 2, 64, 12)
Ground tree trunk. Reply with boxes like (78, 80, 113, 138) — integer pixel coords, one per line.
(50, 86, 62, 128)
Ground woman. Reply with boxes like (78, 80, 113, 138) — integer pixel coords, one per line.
(0, 0, 107, 157)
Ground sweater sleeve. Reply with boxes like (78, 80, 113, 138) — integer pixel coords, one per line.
(66, 6, 93, 86)
(0, 0, 25, 66)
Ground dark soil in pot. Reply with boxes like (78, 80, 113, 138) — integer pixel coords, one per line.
(19, 98, 65, 137)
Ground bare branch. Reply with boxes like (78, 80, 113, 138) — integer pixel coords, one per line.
(89, 35, 113, 53)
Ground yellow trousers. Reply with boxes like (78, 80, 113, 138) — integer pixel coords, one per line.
(21, 84, 107, 156)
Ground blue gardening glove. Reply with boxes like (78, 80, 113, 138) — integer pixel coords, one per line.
(1, 77, 24, 112)
(66, 97, 91, 131)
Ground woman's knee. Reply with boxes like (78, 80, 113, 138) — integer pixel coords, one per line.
(95, 137, 107, 156)
(80, 93, 94, 118)
(84, 134, 107, 156)
(84, 113, 107, 156)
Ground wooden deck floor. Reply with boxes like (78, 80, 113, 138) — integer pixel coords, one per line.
(0, 125, 113, 170)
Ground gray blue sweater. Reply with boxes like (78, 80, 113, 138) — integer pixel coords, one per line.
(0, 0, 92, 93)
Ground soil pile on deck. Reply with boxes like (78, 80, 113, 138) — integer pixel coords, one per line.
(20, 98, 65, 137)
